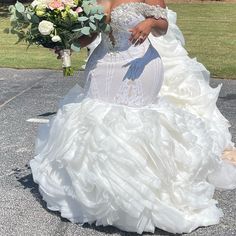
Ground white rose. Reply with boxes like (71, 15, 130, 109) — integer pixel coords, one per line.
(38, 20, 54, 36)
(31, 0, 48, 8)
(51, 35, 61, 42)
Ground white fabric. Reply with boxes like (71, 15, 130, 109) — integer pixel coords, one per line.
(30, 3, 236, 235)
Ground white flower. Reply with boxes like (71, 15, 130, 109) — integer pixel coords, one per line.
(69, 9, 76, 16)
(31, 0, 48, 8)
(51, 35, 61, 42)
(38, 20, 54, 36)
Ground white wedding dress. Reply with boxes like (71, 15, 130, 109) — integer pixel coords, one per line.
(30, 3, 236, 234)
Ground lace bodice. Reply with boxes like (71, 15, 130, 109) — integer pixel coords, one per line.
(101, 2, 168, 52)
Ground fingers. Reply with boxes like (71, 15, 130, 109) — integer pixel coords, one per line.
(50, 46, 61, 59)
(129, 28, 141, 44)
(129, 29, 138, 44)
(55, 47, 62, 56)
(129, 19, 153, 46)
(134, 35, 146, 46)
(129, 28, 147, 46)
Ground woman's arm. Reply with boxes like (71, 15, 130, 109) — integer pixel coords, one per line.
(145, 0, 166, 8)
(145, 0, 168, 36)
(129, 0, 168, 44)
(145, 16, 168, 37)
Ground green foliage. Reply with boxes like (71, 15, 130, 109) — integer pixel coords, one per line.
(15, 1, 25, 12)
(71, 41, 81, 52)
(70, 0, 106, 48)
(77, 16, 88, 21)
(6, 0, 109, 51)
(169, 3, 236, 78)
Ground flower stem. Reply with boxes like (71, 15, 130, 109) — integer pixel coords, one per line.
(63, 66, 74, 76)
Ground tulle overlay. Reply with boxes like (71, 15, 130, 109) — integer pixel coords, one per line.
(31, 85, 236, 234)
(30, 6, 236, 235)
(31, 94, 224, 234)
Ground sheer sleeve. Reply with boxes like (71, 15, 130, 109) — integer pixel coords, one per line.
(139, 4, 168, 21)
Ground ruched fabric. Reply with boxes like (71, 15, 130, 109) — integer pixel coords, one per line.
(30, 93, 229, 234)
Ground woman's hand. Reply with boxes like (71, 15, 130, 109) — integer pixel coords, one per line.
(129, 17, 168, 45)
(50, 47, 73, 59)
(129, 19, 153, 46)
(54, 46, 61, 59)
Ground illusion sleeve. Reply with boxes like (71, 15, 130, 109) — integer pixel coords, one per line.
(139, 4, 168, 21)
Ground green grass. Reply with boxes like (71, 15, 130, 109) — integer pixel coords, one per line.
(168, 3, 236, 78)
(0, 3, 236, 78)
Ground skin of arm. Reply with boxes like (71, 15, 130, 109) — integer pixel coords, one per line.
(74, 32, 98, 48)
(54, 0, 167, 56)
(129, 0, 168, 44)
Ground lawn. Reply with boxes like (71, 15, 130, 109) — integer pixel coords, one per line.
(0, 3, 236, 78)
(168, 3, 236, 79)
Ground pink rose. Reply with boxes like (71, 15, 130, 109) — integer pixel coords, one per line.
(75, 7, 83, 13)
(48, 0, 64, 10)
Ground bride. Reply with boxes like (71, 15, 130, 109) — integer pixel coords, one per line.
(30, 0, 236, 234)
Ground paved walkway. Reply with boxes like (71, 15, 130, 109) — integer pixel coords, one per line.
(0, 68, 235, 236)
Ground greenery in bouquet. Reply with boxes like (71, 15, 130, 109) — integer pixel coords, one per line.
(7, 0, 110, 76)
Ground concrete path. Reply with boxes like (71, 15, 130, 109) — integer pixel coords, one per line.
(0, 68, 235, 236)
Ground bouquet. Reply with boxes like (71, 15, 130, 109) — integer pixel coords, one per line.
(8, 0, 110, 76)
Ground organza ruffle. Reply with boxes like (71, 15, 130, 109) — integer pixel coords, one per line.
(30, 89, 236, 234)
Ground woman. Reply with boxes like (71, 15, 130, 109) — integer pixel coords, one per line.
(30, 0, 236, 234)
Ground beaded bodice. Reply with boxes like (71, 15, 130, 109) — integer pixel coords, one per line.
(101, 2, 167, 52)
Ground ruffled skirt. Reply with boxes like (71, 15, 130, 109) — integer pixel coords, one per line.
(30, 84, 236, 234)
